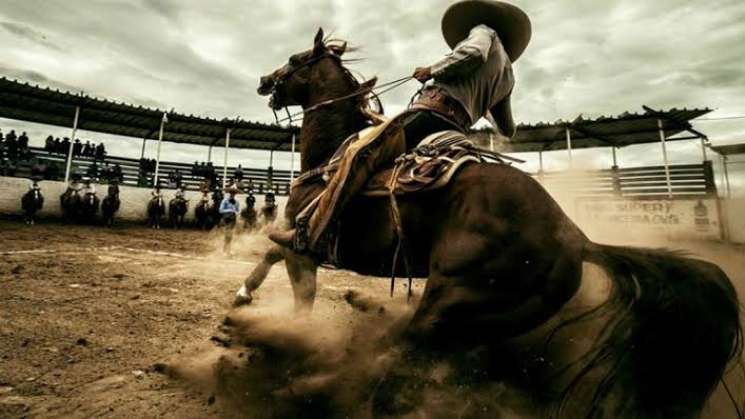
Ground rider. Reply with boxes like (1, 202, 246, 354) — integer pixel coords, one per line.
(107, 179, 120, 198)
(270, 0, 530, 253)
(82, 178, 96, 196)
(29, 179, 42, 193)
(175, 185, 187, 201)
(151, 185, 163, 202)
(220, 186, 241, 255)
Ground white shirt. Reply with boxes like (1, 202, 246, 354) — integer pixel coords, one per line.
(430, 24, 515, 132)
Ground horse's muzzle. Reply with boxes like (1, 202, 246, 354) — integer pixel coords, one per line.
(258, 76, 275, 96)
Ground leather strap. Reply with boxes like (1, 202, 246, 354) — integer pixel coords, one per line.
(410, 87, 471, 131)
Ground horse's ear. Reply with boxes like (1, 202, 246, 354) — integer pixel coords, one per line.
(313, 27, 325, 55)
(361, 76, 378, 90)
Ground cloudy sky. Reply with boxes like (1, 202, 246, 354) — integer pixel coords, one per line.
(0, 0, 744, 191)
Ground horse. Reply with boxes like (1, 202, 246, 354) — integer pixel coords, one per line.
(21, 187, 44, 225)
(194, 197, 211, 230)
(237, 28, 742, 417)
(169, 197, 189, 229)
(78, 192, 99, 222)
(59, 189, 81, 222)
(101, 192, 120, 228)
(147, 196, 165, 229)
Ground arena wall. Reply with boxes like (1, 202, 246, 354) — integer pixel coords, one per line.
(0, 176, 287, 223)
(572, 197, 723, 242)
(723, 198, 745, 244)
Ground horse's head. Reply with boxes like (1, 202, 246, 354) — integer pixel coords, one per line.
(258, 27, 367, 110)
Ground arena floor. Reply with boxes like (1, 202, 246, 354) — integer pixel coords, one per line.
(1, 218, 743, 418)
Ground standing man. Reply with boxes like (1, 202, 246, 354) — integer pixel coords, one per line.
(219, 186, 241, 256)
(270, 0, 530, 253)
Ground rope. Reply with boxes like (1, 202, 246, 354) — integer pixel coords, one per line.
(387, 159, 414, 301)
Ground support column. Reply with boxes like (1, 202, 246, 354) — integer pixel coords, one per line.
(222, 128, 231, 189)
(489, 132, 495, 152)
(64, 106, 81, 183)
(290, 133, 296, 180)
(140, 136, 147, 160)
(657, 118, 673, 198)
(611, 146, 618, 167)
(153, 113, 167, 188)
(538, 150, 544, 182)
(722, 155, 731, 199)
(565, 126, 573, 169)
(700, 137, 708, 162)
(207, 145, 213, 162)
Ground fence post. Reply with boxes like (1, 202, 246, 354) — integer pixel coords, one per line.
(611, 165, 621, 196)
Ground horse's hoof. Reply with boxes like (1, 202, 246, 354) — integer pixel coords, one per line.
(233, 286, 253, 307)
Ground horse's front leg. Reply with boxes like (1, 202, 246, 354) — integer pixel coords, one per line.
(284, 250, 318, 315)
(234, 245, 285, 307)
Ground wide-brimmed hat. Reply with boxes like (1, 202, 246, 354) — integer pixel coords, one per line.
(224, 185, 241, 194)
(442, 0, 531, 62)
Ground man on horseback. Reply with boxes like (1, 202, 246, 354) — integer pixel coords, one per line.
(270, 0, 530, 254)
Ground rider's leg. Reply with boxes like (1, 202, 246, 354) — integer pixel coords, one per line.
(270, 125, 406, 251)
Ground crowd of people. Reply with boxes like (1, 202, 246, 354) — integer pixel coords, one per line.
(0, 129, 32, 162)
(44, 136, 107, 160)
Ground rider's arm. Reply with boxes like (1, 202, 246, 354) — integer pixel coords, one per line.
(429, 24, 496, 80)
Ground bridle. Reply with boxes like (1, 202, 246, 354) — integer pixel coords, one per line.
(268, 48, 411, 125)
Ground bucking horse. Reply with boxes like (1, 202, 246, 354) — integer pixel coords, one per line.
(229, 29, 742, 418)
(21, 185, 44, 225)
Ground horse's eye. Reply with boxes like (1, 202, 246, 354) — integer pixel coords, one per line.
(289, 55, 301, 66)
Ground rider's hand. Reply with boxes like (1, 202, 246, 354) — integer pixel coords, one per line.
(413, 67, 432, 83)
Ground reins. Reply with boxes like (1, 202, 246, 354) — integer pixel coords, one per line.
(271, 72, 414, 125)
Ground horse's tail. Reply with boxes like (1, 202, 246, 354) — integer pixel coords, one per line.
(565, 242, 743, 418)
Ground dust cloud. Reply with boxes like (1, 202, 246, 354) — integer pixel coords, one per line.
(156, 186, 743, 418)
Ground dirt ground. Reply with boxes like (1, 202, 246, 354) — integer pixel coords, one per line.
(1, 217, 743, 418)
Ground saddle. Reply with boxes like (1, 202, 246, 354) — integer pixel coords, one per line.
(293, 125, 520, 197)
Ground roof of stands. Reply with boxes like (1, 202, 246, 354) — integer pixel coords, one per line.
(710, 143, 745, 157)
(476, 106, 712, 153)
(0, 77, 711, 155)
(0, 77, 299, 151)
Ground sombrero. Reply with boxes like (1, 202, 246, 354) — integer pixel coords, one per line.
(224, 185, 242, 194)
(442, 0, 531, 62)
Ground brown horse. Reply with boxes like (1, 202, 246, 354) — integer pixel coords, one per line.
(245, 28, 742, 417)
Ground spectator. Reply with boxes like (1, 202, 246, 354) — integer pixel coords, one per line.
(45, 135, 54, 152)
(113, 163, 123, 182)
(31, 157, 46, 180)
(6, 130, 18, 161)
(72, 139, 82, 157)
(172, 168, 183, 188)
(82, 141, 92, 157)
(95, 143, 105, 161)
(87, 161, 99, 179)
(234, 164, 244, 181)
(53, 137, 62, 154)
(192, 161, 199, 177)
(18, 131, 29, 150)
(61, 137, 71, 155)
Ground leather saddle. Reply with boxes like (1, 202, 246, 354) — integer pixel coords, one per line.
(293, 126, 519, 196)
